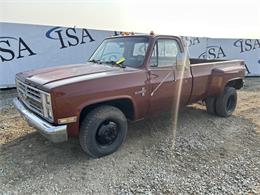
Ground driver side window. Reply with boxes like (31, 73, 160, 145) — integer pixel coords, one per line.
(150, 39, 180, 67)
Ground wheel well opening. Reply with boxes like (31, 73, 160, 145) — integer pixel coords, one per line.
(80, 99, 135, 125)
(226, 79, 244, 89)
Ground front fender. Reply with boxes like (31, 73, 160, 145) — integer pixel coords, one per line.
(78, 95, 138, 119)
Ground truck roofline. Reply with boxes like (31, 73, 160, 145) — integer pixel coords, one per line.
(107, 34, 182, 40)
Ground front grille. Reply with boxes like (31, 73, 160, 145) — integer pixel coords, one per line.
(16, 79, 44, 117)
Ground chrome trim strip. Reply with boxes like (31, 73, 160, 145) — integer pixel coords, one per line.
(151, 71, 173, 96)
(13, 98, 67, 143)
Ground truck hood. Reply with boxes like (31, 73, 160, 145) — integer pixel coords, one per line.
(17, 63, 129, 87)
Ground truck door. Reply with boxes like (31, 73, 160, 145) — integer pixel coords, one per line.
(148, 38, 192, 115)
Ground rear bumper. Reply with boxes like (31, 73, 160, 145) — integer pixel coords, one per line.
(13, 98, 68, 143)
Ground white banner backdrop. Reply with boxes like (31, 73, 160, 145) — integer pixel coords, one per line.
(0, 23, 259, 88)
(0, 23, 116, 88)
(185, 37, 260, 75)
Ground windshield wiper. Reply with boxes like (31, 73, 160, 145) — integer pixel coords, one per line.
(102, 58, 126, 68)
(102, 60, 117, 65)
(102, 61, 126, 68)
(88, 59, 101, 64)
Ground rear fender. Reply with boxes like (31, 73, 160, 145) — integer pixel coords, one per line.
(207, 65, 245, 96)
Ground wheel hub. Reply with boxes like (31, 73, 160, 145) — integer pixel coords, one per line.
(96, 121, 118, 146)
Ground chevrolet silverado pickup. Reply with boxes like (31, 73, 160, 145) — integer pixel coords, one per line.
(14, 34, 246, 157)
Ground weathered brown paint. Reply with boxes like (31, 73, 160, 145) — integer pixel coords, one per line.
(16, 35, 246, 137)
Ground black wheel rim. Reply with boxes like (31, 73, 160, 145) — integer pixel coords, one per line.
(226, 95, 236, 112)
(96, 120, 119, 146)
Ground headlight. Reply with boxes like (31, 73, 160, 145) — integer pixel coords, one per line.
(41, 93, 53, 121)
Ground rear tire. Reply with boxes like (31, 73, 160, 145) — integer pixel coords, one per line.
(79, 105, 127, 158)
(205, 96, 216, 115)
(215, 87, 237, 117)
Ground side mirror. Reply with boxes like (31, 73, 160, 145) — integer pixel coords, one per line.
(176, 53, 190, 71)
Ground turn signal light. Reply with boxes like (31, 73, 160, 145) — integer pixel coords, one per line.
(58, 116, 77, 124)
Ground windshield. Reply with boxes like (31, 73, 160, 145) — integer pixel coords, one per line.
(89, 37, 149, 68)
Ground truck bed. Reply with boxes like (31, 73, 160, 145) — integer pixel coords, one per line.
(188, 58, 245, 103)
(190, 58, 227, 65)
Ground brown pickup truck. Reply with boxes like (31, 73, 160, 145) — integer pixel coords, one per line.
(14, 34, 246, 157)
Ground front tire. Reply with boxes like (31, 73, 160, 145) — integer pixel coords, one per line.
(215, 87, 237, 117)
(79, 105, 127, 158)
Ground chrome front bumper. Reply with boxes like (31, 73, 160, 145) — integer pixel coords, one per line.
(13, 98, 68, 143)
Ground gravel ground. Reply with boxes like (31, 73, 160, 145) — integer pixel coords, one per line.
(0, 78, 260, 194)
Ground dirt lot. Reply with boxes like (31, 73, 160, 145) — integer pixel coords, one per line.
(0, 78, 260, 194)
